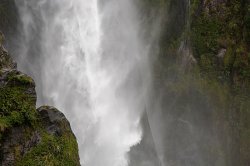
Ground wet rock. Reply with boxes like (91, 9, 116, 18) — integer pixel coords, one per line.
(0, 41, 80, 165)
(1, 127, 41, 166)
(37, 106, 71, 137)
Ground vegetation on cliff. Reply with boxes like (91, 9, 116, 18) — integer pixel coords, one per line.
(0, 0, 250, 165)
(141, 0, 250, 165)
(190, 1, 250, 165)
(0, 34, 80, 165)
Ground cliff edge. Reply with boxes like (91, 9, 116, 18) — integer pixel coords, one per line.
(0, 36, 80, 165)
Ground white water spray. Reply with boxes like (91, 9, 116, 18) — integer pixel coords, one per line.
(15, 0, 151, 165)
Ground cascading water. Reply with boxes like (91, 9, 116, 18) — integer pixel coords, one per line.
(14, 0, 152, 165)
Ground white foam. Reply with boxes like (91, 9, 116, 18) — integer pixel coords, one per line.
(16, 0, 151, 165)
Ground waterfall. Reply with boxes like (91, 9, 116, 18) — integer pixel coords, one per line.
(14, 0, 151, 165)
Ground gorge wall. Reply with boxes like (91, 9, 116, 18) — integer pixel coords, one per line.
(137, 0, 250, 165)
(1, 0, 250, 166)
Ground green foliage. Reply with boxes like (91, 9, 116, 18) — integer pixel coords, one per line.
(0, 74, 79, 165)
(233, 52, 250, 80)
(190, 0, 200, 16)
(0, 72, 79, 165)
(151, 0, 250, 163)
(190, 0, 250, 81)
(7, 73, 34, 86)
(0, 87, 37, 132)
(191, 13, 222, 58)
(189, 0, 250, 164)
(17, 130, 79, 166)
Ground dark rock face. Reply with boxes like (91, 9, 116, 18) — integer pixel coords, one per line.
(1, 127, 41, 166)
(0, 40, 80, 165)
(143, 0, 250, 165)
(38, 106, 71, 137)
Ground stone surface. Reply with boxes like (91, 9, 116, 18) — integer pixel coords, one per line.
(37, 106, 71, 137)
(0, 40, 80, 165)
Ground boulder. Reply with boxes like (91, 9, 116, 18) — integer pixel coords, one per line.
(0, 41, 80, 165)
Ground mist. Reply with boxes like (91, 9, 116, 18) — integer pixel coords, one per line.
(1, 0, 247, 165)
(13, 0, 153, 165)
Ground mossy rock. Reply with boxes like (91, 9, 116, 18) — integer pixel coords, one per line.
(0, 42, 80, 165)
(15, 106, 80, 166)
(0, 70, 37, 134)
(5, 71, 35, 87)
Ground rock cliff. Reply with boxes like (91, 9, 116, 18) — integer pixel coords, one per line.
(0, 37, 80, 165)
(132, 0, 250, 165)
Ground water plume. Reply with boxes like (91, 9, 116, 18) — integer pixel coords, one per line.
(14, 0, 151, 165)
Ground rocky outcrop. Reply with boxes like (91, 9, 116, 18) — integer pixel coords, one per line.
(0, 35, 80, 165)
(38, 106, 71, 137)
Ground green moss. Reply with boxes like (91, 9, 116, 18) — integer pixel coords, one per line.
(190, 0, 250, 82)
(144, 0, 250, 164)
(0, 86, 37, 132)
(188, 0, 250, 164)
(191, 12, 222, 58)
(6, 72, 34, 86)
(190, 0, 200, 17)
(17, 129, 79, 166)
